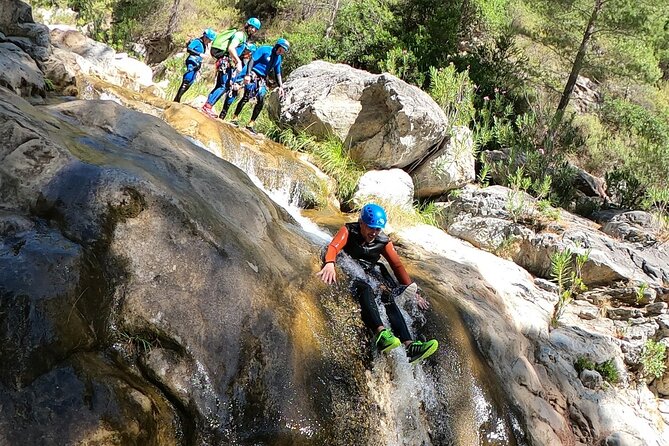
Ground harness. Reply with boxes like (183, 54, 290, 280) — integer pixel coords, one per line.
(342, 222, 390, 270)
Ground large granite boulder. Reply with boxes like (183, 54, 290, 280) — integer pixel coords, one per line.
(47, 26, 153, 92)
(268, 61, 449, 170)
(0, 0, 51, 62)
(410, 125, 475, 198)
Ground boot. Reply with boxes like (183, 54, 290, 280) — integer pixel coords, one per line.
(218, 102, 230, 119)
(201, 102, 216, 117)
(173, 82, 189, 103)
(406, 339, 439, 364)
(375, 329, 401, 353)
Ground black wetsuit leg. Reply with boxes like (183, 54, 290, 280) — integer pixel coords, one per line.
(376, 264, 412, 342)
(352, 271, 412, 343)
(351, 279, 384, 330)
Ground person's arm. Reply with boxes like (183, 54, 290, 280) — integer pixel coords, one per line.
(227, 32, 244, 70)
(317, 226, 349, 284)
(187, 39, 204, 57)
(381, 241, 411, 285)
(382, 242, 430, 309)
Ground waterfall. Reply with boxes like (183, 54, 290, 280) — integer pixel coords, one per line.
(186, 133, 525, 445)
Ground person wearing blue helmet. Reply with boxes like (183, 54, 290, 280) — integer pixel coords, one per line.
(317, 203, 439, 364)
(202, 43, 256, 118)
(202, 18, 261, 116)
(227, 38, 289, 133)
(217, 43, 257, 120)
(173, 28, 216, 103)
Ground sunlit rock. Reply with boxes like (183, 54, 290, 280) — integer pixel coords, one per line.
(352, 169, 414, 209)
(410, 126, 475, 198)
(269, 60, 449, 170)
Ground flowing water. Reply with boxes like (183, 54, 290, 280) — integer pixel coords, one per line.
(212, 138, 527, 445)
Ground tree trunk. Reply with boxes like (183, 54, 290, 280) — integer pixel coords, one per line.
(551, 0, 605, 132)
(325, 0, 341, 38)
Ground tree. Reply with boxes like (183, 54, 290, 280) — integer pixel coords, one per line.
(535, 0, 669, 132)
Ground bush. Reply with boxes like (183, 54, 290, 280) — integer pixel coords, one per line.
(574, 356, 619, 384)
(641, 339, 667, 379)
(324, 0, 399, 73)
(427, 64, 476, 129)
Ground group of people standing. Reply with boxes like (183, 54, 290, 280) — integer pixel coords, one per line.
(173, 17, 289, 134)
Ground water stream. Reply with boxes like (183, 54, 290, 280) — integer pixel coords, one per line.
(210, 137, 526, 445)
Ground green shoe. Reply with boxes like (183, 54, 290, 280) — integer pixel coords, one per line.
(406, 339, 438, 364)
(375, 329, 401, 353)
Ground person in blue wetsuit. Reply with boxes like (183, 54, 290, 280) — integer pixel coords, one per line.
(202, 18, 261, 116)
(173, 28, 216, 103)
(217, 44, 257, 120)
(227, 38, 290, 134)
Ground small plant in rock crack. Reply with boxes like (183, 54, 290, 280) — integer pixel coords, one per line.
(574, 356, 619, 384)
(549, 246, 590, 328)
(117, 331, 161, 354)
(635, 282, 649, 305)
(641, 339, 667, 380)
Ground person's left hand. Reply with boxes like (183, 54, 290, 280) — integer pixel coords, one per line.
(278, 87, 285, 99)
(416, 291, 430, 310)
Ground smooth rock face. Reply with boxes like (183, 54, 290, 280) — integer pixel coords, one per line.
(0, 42, 46, 97)
(411, 126, 475, 198)
(353, 168, 415, 209)
(0, 90, 323, 443)
(438, 185, 669, 287)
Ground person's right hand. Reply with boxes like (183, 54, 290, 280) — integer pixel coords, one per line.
(316, 263, 336, 284)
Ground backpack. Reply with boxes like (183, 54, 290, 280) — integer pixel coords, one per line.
(211, 28, 238, 53)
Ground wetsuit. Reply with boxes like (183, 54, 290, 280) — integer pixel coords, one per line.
(324, 222, 413, 342)
(233, 45, 283, 123)
(204, 30, 248, 108)
(173, 37, 207, 102)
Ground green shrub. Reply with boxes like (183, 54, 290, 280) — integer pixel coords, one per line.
(324, 0, 399, 73)
(574, 356, 619, 384)
(549, 246, 589, 328)
(595, 359, 620, 384)
(428, 64, 476, 129)
(641, 339, 667, 379)
(381, 47, 424, 86)
(574, 356, 595, 373)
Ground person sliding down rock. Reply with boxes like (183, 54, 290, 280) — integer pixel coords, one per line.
(226, 38, 289, 134)
(317, 203, 439, 364)
(173, 28, 216, 103)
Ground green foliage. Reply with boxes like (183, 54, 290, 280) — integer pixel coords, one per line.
(325, 0, 399, 73)
(260, 123, 363, 204)
(428, 64, 476, 128)
(575, 357, 619, 384)
(381, 47, 424, 86)
(549, 246, 590, 328)
(634, 282, 648, 305)
(536, 199, 560, 221)
(641, 339, 667, 379)
(574, 356, 595, 373)
(415, 200, 442, 226)
(277, 18, 328, 77)
(605, 167, 646, 209)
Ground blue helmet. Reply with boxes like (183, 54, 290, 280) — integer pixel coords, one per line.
(246, 17, 261, 31)
(203, 28, 217, 41)
(275, 38, 290, 52)
(360, 203, 387, 229)
(243, 43, 257, 53)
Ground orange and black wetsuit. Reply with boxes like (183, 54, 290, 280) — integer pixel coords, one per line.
(324, 222, 414, 342)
